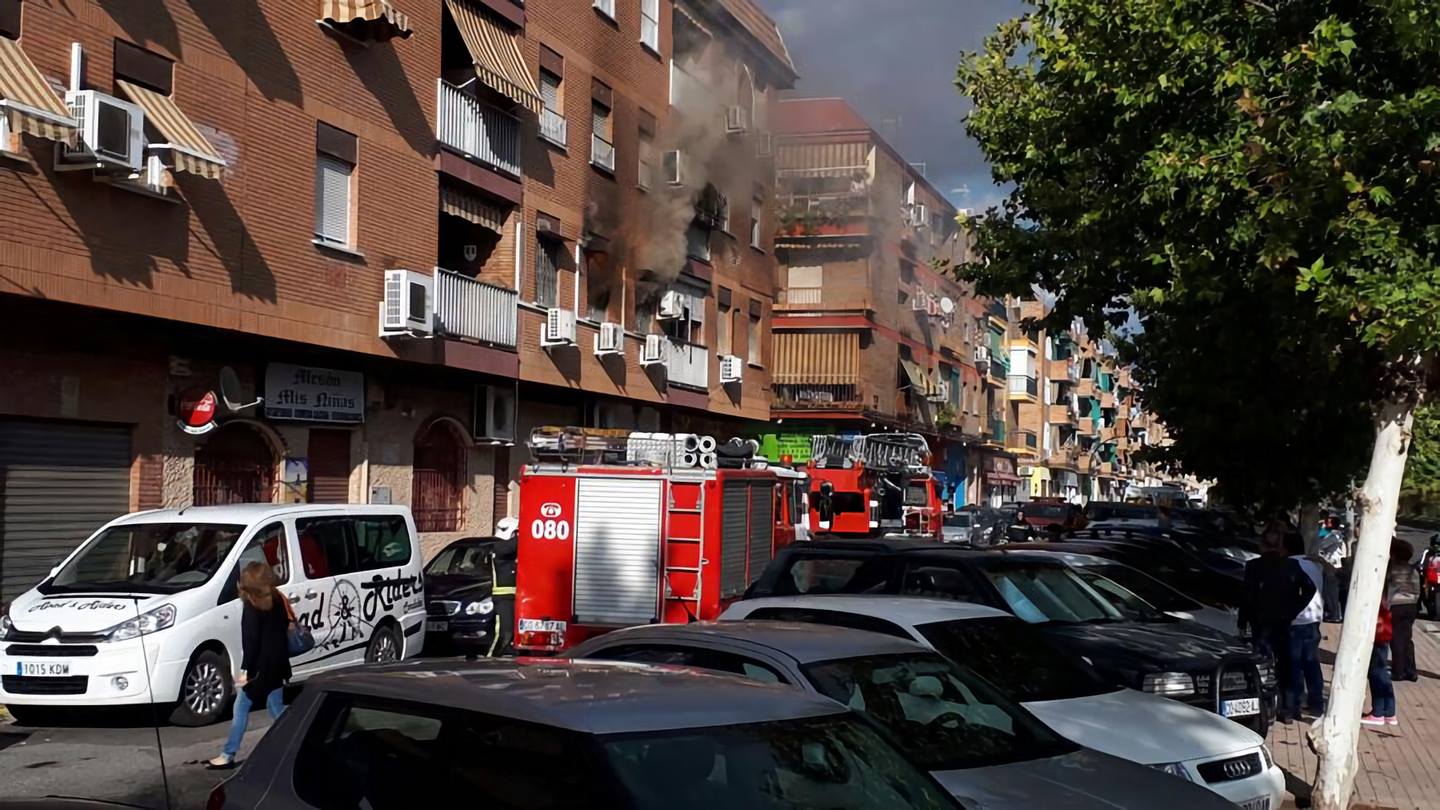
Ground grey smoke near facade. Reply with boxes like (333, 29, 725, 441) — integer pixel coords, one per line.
(758, 0, 1022, 211)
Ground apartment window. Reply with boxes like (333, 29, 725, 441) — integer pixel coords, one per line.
(747, 309, 763, 366)
(535, 237, 562, 308)
(1, 0, 21, 40)
(640, 0, 660, 52)
(590, 102, 614, 172)
(314, 123, 356, 248)
(539, 70, 565, 147)
(593, 0, 615, 20)
(685, 221, 711, 262)
(750, 196, 763, 249)
(638, 132, 655, 190)
(114, 39, 173, 94)
(717, 291, 733, 355)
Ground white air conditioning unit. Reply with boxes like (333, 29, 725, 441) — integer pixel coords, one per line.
(974, 345, 992, 364)
(640, 333, 668, 366)
(658, 290, 687, 320)
(473, 384, 516, 442)
(725, 105, 749, 133)
(926, 296, 941, 317)
(719, 354, 744, 383)
(756, 132, 773, 157)
(541, 308, 577, 347)
(58, 90, 145, 172)
(928, 380, 950, 404)
(594, 322, 625, 356)
(663, 149, 684, 186)
(911, 291, 929, 312)
(379, 269, 435, 336)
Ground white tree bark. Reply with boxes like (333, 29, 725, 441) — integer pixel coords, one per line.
(1310, 399, 1415, 809)
(1301, 502, 1321, 556)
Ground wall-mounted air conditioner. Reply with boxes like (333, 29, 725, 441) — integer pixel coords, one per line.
(640, 333, 668, 366)
(542, 307, 577, 347)
(379, 269, 435, 336)
(594, 322, 624, 357)
(57, 90, 145, 172)
(974, 345, 991, 364)
(473, 384, 516, 442)
(719, 354, 743, 383)
(911, 291, 929, 312)
(658, 290, 686, 320)
(725, 106, 749, 133)
(928, 380, 950, 404)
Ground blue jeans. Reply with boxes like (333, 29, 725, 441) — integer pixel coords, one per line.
(1287, 622, 1326, 714)
(1368, 645, 1396, 717)
(223, 685, 285, 758)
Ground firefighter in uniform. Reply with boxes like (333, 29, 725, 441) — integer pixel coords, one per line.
(486, 518, 518, 657)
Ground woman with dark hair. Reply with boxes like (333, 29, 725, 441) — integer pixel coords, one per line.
(207, 561, 292, 769)
(1387, 539, 1420, 682)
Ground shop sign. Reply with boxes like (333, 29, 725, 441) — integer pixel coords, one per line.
(757, 433, 821, 463)
(983, 456, 1016, 477)
(177, 387, 218, 435)
(263, 364, 365, 424)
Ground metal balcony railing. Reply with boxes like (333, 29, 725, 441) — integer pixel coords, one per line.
(591, 133, 615, 172)
(988, 418, 1006, 443)
(434, 269, 518, 348)
(1009, 374, 1039, 397)
(987, 299, 1007, 320)
(540, 107, 567, 147)
(987, 358, 1008, 383)
(779, 287, 823, 307)
(667, 340, 709, 390)
(773, 384, 862, 409)
(437, 79, 521, 176)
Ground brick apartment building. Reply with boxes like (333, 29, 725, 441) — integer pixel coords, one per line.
(763, 97, 1014, 508)
(0, 0, 793, 601)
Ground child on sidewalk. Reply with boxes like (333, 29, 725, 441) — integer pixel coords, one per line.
(1362, 601, 1397, 726)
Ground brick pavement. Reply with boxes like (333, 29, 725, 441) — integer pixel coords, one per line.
(1268, 618, 1440, 809)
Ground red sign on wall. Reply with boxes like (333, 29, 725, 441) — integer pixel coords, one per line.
(177, 388, 218, 435)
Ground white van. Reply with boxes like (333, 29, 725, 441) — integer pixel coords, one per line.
(0, 504, 426, 726)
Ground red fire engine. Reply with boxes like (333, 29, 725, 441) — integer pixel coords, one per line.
(513, 428, 803, 654)
(807, 433, 943, 540)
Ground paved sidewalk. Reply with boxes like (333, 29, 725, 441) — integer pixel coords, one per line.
(1267, 618, 1440, 809)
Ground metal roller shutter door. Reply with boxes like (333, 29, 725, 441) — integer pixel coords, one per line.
(720, 480, 750, 597)
(573, 477, 662, 625)
(748, 480, 775, 580)
(0, 421, 132, 603)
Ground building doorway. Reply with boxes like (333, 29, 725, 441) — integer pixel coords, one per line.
(413, 421, 466, 532)
(193, 423, 276, 506)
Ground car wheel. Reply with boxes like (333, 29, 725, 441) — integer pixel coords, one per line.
(365, 623, 401, 664)
(170, 649, 232, 727)
(5, 704, 60, 726)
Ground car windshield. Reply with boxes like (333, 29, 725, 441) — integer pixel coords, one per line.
(1088, 564, 1202, 612)
(1072, 571, 1172, 621)
(425, 542, 495, 576)
(976, 561, 1123, 624)
(904, 482, 930, 506)
(916, 617, 1119, 702)
(41, 523, 245, 595)
(602, 714, 956, 809)
(801, 652, 1075, 771)
(943, 514, 972, 528)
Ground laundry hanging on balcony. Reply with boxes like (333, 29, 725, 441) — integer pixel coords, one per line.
(115, 80, 225, 179)
(0, 37, 78, 144)
(319, 0, 413, 42)
(444, 0, 543, 113)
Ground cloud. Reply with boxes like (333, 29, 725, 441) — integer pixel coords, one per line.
(758, 0, 1023, 210)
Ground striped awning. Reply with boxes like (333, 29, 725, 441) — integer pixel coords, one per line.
(777, 141, 870, 177)
(320, 0, 413, 41)
(0, 37, 77, 144)
(445, 0, 543, 114)
(900, 360, 942, 397)
(116, 80, 225, 179)
(440, 182, 506, 233)
(774, 331, 859, 386)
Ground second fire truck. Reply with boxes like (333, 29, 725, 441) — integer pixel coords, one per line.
(806, 433, 943, 540)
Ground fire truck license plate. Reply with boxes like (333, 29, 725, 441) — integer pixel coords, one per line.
(18, 662, 70, 677)
(1221, 698, 1260, 717)
(519, 619, 566, 633)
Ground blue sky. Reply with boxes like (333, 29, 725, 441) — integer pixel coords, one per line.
(757, 0, 1023, 211)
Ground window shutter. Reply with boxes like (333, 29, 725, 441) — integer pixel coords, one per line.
(591, 105, 609, 140)
(540, 72, 561, 112)
(314, 155, 352, 245)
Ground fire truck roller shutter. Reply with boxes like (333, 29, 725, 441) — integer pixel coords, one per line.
(573, 477, 664, 625)
(721, 480, 750, 597)
(748, 479, 776, 576)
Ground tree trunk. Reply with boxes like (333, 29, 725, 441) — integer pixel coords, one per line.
(1301, 502, 1321, 556)
(1309, 399, 1415, 808)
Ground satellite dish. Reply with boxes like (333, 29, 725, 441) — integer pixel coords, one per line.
(218, 366, 263, 413)
(940, 297, 956, 316)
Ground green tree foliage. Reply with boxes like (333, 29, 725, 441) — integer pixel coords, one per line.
(1402, 403, 1440, 509)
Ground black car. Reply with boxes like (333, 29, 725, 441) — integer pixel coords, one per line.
(746, 539, 1276, 734)
(422, 536, 502, 650)
(1007, 537, 1244, 609)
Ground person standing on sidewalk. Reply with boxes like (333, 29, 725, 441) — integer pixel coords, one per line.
(1239, 525, 1318, 723)
(1317, 516, 1346, 622)
(1386, 539, 1420, 682)
(1286, 534, 1327, 717)
(208, 562, 291, 769)
(1363, 601, 1397, 726)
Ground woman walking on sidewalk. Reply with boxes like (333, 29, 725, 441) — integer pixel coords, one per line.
(1363, 601, 1398, 726)
(207, 562, 291, 769)
(1387, 539, 1420, 682)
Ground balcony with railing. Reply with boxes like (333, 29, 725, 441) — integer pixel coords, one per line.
(774, 383, 864, 410)
(434, 269, 518, 349)
(667, 340, 709, 390)
(540, 107, 567, 147)
(986, 417, 1006, 445)
(986, 356, 1009, 385)
(590, 133, 615, 172)
(987, 299, 1008, 321)
(1008, 374, 1039, 400)
(437, 79, 521, 176)
(1008, 429, 1040, 454)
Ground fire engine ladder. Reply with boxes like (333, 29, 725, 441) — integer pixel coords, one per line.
(662, 479, 705, 624)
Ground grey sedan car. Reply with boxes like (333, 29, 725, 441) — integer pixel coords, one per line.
(210, 658, 959, 809)
(570, 622, 1234, 809)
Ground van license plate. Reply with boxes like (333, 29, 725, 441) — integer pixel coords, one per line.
(425, 621, 448, 633)
(518, 619, 566, 633)
(1222, 697, 1260, 717)
(18, 662, 70, 677)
